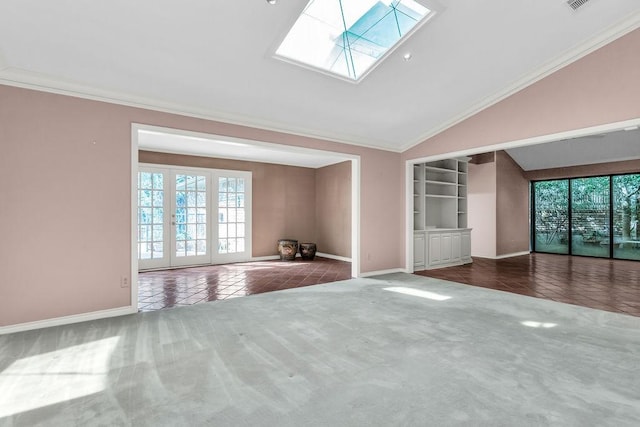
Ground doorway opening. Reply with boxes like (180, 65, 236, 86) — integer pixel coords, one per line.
(131, 124, 361, 311)
(404, 118, 640, 272)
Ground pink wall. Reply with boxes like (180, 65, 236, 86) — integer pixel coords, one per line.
(139, 151, 318, 257)
(0, 84, 402, 327)
(495, 151, 530, 256)
(1, 88, 132, 326)
(402, 28, 640, 161)
(468, 152, 530, 258)
(316, 161, 352, 257)
(2, 27, 637, 327)
(468, 162, 497, 257)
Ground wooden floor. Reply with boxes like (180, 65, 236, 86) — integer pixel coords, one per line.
(415, 253, 640, 317)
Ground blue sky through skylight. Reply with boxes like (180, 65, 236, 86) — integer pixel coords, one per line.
(276, 0, 432, 81)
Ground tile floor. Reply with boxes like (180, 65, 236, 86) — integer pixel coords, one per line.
(140, 253, 640, 317)
(138, 257, 351, 311)
(415, 253, 640, 317)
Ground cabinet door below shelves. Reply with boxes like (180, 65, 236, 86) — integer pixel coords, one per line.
(414, 233, 426, 267)
(461, 231, 471, 260)
(440, 233, 452, 263)
(452, 232, 461, 260)
(428, 234, 441, 265)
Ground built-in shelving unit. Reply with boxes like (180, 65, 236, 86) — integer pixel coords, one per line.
(413, 158, 472, 270)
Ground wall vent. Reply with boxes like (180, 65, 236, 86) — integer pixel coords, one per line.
(566, 0, 591, 11)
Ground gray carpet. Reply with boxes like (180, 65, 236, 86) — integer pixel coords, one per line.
(1, 273, 639, 426)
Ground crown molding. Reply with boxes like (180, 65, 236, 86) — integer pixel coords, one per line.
(2, 10, 637, 156)
(0, 67, 402, 154)
(401, 11, 640, 152)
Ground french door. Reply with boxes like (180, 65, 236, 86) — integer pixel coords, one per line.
(137, 165, 252, 270)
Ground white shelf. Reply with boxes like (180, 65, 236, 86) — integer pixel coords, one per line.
(425, 180, 457, 186)
(414, 157, 471, 271)
(414, 157, 469, 230)
(424, 166, 457, 173)
(426, 194, 457, 199)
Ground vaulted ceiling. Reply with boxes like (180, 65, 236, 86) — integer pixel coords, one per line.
(0, 1, 638, 152)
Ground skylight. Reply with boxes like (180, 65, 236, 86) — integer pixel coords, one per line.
(275, 0, 434, 82)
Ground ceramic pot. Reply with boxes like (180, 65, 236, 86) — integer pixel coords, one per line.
(277, 239, 298, 261)
(299, 242, 317, 260)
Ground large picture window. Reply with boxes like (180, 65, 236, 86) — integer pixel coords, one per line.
(532, 173, 639, 261)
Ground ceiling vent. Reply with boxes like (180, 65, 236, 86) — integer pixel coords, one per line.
(566, 0, 591, 10)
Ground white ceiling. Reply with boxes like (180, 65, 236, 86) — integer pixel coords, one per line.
(0, 1, 639, 153)
(137, 129, 350, 168)
(506, 127, 640, 171)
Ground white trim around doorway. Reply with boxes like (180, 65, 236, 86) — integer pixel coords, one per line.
(131, 123, 362, 312)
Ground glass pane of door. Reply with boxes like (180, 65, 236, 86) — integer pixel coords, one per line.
(534, 180, 569, 254)
(613, 174, 640, 261)
(571, 176, 610, 257)
(217, 176, 246, 254)
(137, 166, 251, 270)
(173, 173, 209, 266)
(137, 170, 168, 269)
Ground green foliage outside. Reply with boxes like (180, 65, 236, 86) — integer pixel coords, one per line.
(534, 174, 640, 259)
(534, 179, 569, 250)
(613, 174, 640, 241)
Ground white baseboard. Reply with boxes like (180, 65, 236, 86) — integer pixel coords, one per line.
(494, 251, 531, 260)
(141, 255, 313, 266)
(472, 251, 531, 260)
(359, 268, 407, 278)
(141, 253, 351, 265)
(252, 254, 350, 262)
(250, 255, 281, 261)
(0, 305, 138, 335)
(316, 252, 352, 262)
